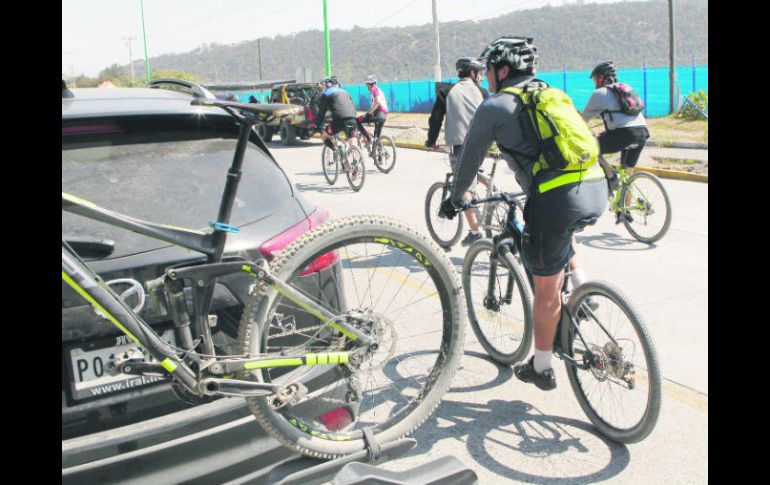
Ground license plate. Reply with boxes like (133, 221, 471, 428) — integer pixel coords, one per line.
(67, 329, 176, 402)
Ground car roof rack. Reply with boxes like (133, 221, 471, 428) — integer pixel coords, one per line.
(147, 78, 217, 99)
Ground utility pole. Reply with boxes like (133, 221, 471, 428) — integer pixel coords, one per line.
(140, 0, 151, 82)
(431, 0, 441, 82)
(323, 0, 331, 76)
(257, 39, 263, 80)
(122, 36, 137, 85)
(668, 0, 676, 114)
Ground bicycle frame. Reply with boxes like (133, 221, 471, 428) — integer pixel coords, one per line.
(469, 191, 619, 372)
(62, 103, 372, 398)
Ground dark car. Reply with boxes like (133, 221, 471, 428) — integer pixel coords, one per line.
(61, 82, 336, 482)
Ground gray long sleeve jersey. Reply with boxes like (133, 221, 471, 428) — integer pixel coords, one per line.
(451, 75, 541, 203)
(582, 87, 647, 130)
(444, 77, 485, 146)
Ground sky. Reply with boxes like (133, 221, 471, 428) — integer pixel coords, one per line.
(62, 0, 646, 78)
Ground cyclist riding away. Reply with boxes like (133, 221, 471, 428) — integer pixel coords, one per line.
(440, 35, 608, 390)
(583, 61, 650, 224)
(430, 57, 490, 246)
(317, 76, 359, 153)
(356, 75, 389, 146)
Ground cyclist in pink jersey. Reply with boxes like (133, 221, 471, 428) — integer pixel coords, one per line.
(356, 75, 389, 144)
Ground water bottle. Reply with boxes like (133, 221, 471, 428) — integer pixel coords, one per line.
(513, 218, 525, 235)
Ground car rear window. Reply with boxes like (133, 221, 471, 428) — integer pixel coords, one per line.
(62, 125, 293, 258)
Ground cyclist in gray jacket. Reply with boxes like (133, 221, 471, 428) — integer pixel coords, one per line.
(440, 36, 607, 391)
(432, 57, 489, 246)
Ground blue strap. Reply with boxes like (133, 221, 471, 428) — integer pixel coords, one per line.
(209, 221, 240, 233)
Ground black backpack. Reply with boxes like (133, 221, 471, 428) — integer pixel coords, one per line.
(605, 83, 645, 117)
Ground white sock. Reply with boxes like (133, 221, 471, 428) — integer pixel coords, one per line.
(570, 268, 586, 291)
(470, 230, 480, 235)
(533, 348, 552, 373)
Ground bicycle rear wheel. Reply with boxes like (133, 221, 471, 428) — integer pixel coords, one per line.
(322, 146, 339, 185)
(482, 199, 508, 238)
(424, 181, 463, 248)
(373, 136, 397, 173)
(619, 172, 672, 244)
(238, 215, 465, 458)
(562, 281, 661, 443)
(345, 146, 366, 192)
(462, 239, 533, 365)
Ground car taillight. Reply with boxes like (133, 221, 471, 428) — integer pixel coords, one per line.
(259, 208, 338, 275)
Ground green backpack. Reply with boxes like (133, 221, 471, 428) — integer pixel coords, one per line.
(501, 83, 599, 176)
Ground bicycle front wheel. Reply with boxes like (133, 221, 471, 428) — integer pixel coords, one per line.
(462, 239, 533, 365)
(322, 146, 339, 185)
(620, 172, 672, 244)
(562, 281, 661, 443)
(424, 181, 463, 248)
(373, 136, 397, 173)
(238, 215, 465, 458)
(345, 146, 366, 192)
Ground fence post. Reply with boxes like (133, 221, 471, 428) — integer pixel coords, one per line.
(642, 59, 648, 116)
(692, 55, 696, 92)
(408, 79, 412, 112)
(562, 64, 567, 93)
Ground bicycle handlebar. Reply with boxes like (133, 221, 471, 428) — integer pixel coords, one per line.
(468, 191, 526, 209)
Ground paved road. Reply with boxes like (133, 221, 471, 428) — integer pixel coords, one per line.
(266, 139, 708, 484)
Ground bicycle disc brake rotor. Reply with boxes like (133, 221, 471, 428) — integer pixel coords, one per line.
(587, 344, 610, 381)
(351, 309, 397, 372)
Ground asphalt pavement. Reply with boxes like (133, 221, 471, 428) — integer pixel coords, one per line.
(263, 139, 708, 484)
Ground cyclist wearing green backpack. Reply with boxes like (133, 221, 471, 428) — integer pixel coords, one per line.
(440, 35, 608, 391)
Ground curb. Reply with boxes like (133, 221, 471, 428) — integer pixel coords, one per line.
(647, 140, 708, 150)
(393, 140, 708, 184)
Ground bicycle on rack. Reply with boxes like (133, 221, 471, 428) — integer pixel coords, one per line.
(355, 121, 397, 174)
(321, 131, 366, 191)
(461, 191, 661, 443)
(602, 152, 672, 244)
(62, 99, 465, 459)
(424, 151, 508, 248)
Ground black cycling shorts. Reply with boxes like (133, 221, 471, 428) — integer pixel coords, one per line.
(521, 177, 608, 276)
(326, 118, 358, 139)
(598, 126, 650, 168)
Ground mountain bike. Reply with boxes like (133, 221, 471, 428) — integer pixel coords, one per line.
(461, 191, 661, 443)
(603, 153, 672, 244)
(424, 152, 508, 248)
(356, 121, 397, 174)
(62, 99, 465, 459)
(322, 132, 366, 191)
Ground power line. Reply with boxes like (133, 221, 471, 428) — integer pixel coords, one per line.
(368, 0, 426, 29)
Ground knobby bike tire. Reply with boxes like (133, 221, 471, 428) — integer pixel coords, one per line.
(462, 239, 533, 365)
(424, 181, 463, 248)
(562, 280, 661, 443)
(345, 146, 366, 192)
(373, 136, 397, 173)
(620, 172, 672, 244)
(237, 215, 465, 458)
(321, 146, 339, 185)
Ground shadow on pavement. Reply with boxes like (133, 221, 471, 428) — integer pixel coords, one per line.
(577, 232, 657, 251)
(387, 350, 631, 484)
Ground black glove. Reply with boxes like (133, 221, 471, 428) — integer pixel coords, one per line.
(439, 198, 461, 220)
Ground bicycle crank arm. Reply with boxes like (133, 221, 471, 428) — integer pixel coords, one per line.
(199, 377, 281, 397)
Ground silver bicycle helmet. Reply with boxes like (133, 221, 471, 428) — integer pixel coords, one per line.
(365, 75, 377, 85)
(480, 36, 538, 74)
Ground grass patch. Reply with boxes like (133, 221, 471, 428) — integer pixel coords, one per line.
(647, 115, 708, 145)
(653, 157, 700, 165)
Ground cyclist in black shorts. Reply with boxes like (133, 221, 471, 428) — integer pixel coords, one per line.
(440, 36, 608, 391)
(317, 76, 359, 151)
(583, 61, 650, 222)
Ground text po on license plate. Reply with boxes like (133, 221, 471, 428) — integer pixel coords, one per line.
(68, 330, 176, 401)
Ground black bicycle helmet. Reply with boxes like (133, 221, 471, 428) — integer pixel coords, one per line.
(455, 57, 486, 73)
(480, 36, 538, 74)
(590, 61, 617, 82)
(323, 75, 339, 87)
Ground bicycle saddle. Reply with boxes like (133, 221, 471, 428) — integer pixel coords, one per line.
(570, 216, 598, 233)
